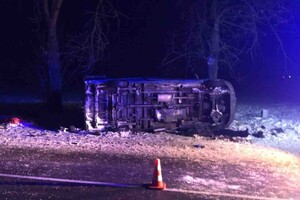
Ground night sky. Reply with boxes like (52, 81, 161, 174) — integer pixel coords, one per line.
(0, 0, 300, 99)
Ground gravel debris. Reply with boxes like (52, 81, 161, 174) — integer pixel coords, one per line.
(0, 102, 299, 160)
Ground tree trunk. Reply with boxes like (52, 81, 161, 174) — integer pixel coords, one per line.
(207, 0, 220, 80)
(42, 0, 63, 112)
(47, 21, 62, 112)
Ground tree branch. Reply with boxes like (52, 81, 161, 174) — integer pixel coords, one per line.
(48, 0, 63, 27)
(43, 0, 50, 22)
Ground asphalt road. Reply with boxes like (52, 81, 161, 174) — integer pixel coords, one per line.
(0, 146, 297, 200)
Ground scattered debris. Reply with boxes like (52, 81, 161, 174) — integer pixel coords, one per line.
(59, 126, 68, 133)
(89, 131, 101, 136)
(213, 129, 249, 138)
(252, 131, 265, 138)
(6, 117, 21, 127)
(214, 135, 231, 141)
(261, 109, 269, 118)
(230, 137, 250, 143)
(1, 116, 40, 130)
(193, 144, 205, 149)
(10, 117, 21, 125)
(153, 128, 166, 133)
(119, 131, 130, 137)
(271, 128, 284, 136)
(58, 126, 81, 133)
(0, 103, 299, 157)
(69, 125, 80, 133)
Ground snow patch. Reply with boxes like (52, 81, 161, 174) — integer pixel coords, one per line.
(182, 175, 240, 190)
(229, 103, 300, 155)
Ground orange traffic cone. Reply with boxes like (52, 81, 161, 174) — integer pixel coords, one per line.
(147, 158, 167, 190)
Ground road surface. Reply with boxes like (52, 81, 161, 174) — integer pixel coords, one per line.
(0, 146, 298, 199)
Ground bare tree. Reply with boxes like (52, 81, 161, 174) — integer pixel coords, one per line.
(163, 0, 295, 80)
(32, 0, 122, 110)
(61, 0, 123, 85)
(32, 0, 63, 111)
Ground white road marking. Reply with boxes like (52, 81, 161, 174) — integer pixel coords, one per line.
(0, 173, 140, 188)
